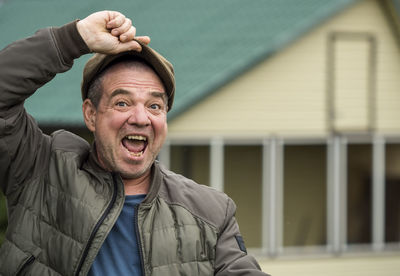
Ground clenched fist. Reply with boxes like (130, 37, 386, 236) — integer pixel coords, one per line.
(77, 11, 150, 54)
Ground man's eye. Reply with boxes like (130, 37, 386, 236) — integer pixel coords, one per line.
(116, 101, 127, 107)
(150, 104, 161, 110)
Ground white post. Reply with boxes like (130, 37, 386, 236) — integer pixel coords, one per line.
(328, 135, 347, 254)
(372, 135, 385, 251)
(210, 137, 224, 192)
(262, 137, 283, 256)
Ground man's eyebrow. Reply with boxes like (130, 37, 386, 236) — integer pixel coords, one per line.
(151, 91, 168, 103)
(110, 89, 130, 98)
(110, 89, 167, 102)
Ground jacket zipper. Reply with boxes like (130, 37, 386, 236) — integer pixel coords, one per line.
(17, 255, 35, 275)
(134, 204, 145, 276)
(74, 174, 118, 276)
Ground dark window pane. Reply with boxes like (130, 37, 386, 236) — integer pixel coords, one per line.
(224, 145, 262, 248)
(347, 144, 372, 244)
(170, 145, 210, 186)
(385, 144, 400, 243)
(283, 145, 327, 247)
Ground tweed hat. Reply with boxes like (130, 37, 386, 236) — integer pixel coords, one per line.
(81, 40, 175, 111)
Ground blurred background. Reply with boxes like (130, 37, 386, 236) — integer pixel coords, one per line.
(1, 0, 400, 274)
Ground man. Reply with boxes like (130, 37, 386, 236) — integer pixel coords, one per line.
(0, 11, 268, 275)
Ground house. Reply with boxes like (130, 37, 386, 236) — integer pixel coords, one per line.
(164, 0, 400, 257)
(0, 0, 399, 262)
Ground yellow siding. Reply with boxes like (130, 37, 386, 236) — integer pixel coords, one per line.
(168, 0, 400, 138)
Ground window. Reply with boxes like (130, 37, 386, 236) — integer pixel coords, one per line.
(170, 145, 210, 186)
(224, 145, 262, 248)
(283, 145, 327, 247)
(165, 137, 400, 254)
(347, 144, 372, 244)
(385, 143, 400, 243)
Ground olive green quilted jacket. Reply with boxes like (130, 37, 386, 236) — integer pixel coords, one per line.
(0, 21, 268, 276)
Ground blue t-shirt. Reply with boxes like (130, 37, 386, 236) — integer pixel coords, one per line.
(88, 194, 146, 276)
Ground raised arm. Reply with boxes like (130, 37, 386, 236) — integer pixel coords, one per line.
(0, 11, 147, 195)
(0, 11, 148, 110)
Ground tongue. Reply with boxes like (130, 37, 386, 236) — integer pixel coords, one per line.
(122, 138, 146, 153)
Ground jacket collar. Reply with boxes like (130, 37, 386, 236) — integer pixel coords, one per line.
(143, 160, 162, 205)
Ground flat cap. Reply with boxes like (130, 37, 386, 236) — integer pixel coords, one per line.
(81, 40, 175, 111)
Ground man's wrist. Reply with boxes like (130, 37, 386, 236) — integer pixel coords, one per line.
(51, 20, 91, 65)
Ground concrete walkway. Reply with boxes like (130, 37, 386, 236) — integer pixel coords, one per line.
(257, 254, 400, 276)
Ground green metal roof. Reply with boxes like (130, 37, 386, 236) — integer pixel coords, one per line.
(0, 0, 358, 126)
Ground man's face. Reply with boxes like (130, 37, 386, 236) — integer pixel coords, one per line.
(84, 61, 167, 179)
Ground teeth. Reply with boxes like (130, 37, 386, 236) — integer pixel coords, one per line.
(129, 151, 144, 157)
(124, 135, 146, 157)
(126, 135, 147, 141)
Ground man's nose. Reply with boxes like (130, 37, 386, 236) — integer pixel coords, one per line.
(127, 105, 151, 126)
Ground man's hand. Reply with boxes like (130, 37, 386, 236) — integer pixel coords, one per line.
(77, 11, 150, 54)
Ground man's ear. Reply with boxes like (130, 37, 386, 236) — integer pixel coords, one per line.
(82, 99, 96, 132)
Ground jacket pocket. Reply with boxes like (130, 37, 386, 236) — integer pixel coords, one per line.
(0, 239, 41, 276)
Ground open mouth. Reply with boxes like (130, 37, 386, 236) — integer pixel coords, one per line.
(122, 135, 148, 157)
